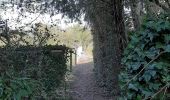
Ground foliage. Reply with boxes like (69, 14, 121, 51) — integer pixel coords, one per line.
(0, 21, 71, 99)
(0, 45, 69, 99)
(46, 24, 92, 51)
(119, 15, 170, 99)
(0, 74, 37, 100)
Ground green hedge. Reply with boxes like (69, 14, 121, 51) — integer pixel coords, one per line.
(0, 45, 69, 99)
(119, 15, 170, 99)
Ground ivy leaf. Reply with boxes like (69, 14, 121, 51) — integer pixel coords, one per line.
(156, 20, 170, 31)
(127, 43, 135, 49)
(164, 45, 170, 52)
(155, 42, 164, 49)
(163, 21, 170, 30)
(144, 74, 151, 82)
(128, 83, 138, 91)
(127, 92, 133, 99)
(0, 88, 3, 96)
(155, 62, 164, 69)
(131, 63, 141, 70)
(164, 34, 170, 43)
(145, 52, 155, 59)
(149, 83, 161, 90)
(15, 89, 30, 100)
(142, 72, 151, 82)
(156, 21, 165, 31)
(163, 75, 170, 82)
(142, 90, 153, 99)
(137, 95, 142, 100)
(150, 70, 156, 77)
(145, 21, 156, 30)
(147, 32, 154, 41)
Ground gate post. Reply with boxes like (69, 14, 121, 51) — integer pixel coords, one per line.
(75, 49, 77, 65)
(70, 49, 72, 71)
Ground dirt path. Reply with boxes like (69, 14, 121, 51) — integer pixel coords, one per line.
(70, 56, 114, 100)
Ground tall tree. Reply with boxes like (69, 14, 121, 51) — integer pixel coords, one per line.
(3, 0, 127, 96)
(83, 0, 127, 95)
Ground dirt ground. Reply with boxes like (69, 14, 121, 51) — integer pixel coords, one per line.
(69, 56, 115, 100)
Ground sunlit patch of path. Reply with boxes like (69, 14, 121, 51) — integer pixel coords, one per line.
(69, 55, 115, 100)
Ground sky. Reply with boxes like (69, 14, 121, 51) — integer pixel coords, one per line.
(0, 2, 86, 31)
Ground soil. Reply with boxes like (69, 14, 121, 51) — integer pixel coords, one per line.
(69, 55, 115, 100)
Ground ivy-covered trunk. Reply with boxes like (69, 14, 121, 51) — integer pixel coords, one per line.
(91, 0, 126, 95)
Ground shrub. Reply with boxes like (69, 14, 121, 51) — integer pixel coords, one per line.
(0, 45, 69, 99)
(119, 15, 170, 99)
(0, 74, 38, 100)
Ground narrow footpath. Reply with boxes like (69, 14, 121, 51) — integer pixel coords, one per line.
(69, 56, 115, 100)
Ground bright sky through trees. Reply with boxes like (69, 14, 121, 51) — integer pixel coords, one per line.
(0, 1, 86, 30)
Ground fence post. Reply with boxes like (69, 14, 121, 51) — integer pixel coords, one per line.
(70, 49, 72, 71)
(75, 49, 77, 65)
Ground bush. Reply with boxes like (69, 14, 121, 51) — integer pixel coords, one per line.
(0, 45, 69, 99)
(0, 74, 38, 100)
(119, 15, 170, 99)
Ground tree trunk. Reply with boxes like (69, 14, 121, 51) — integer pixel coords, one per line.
(90, 0, 126, 96)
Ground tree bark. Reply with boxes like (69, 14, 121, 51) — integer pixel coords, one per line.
(90, 0, 126, 96)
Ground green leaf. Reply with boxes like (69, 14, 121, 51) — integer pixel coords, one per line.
(131, 63, 141, 70)
(143, 72, 151, 82)
(137, 95, 142, 100)
(164, 34, 170, 43)
(149, 83, 161, 90)
(127, 92, 134, 99)
(0, 88, 3, 96)
(147, 32, 154, 41)
(164, 45, 170, 52)
(128, 84, 138, 91)
(150, 70, 156, 77)
(155, 62, 164, 69)
(156, 20, 170, 31)
(142, 90, 153, 99)
(155, 42, 164, 49)
(163, 75, 170, 82)
(15, 89, 29, 100)
(145, 21, 156, 29)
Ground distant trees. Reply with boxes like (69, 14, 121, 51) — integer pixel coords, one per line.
(47, 24, 92, 51)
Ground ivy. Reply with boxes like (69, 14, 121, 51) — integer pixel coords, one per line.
(119, 15, 170, 99)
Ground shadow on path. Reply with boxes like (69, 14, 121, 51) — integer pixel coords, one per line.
(69, 59, 115, 100)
